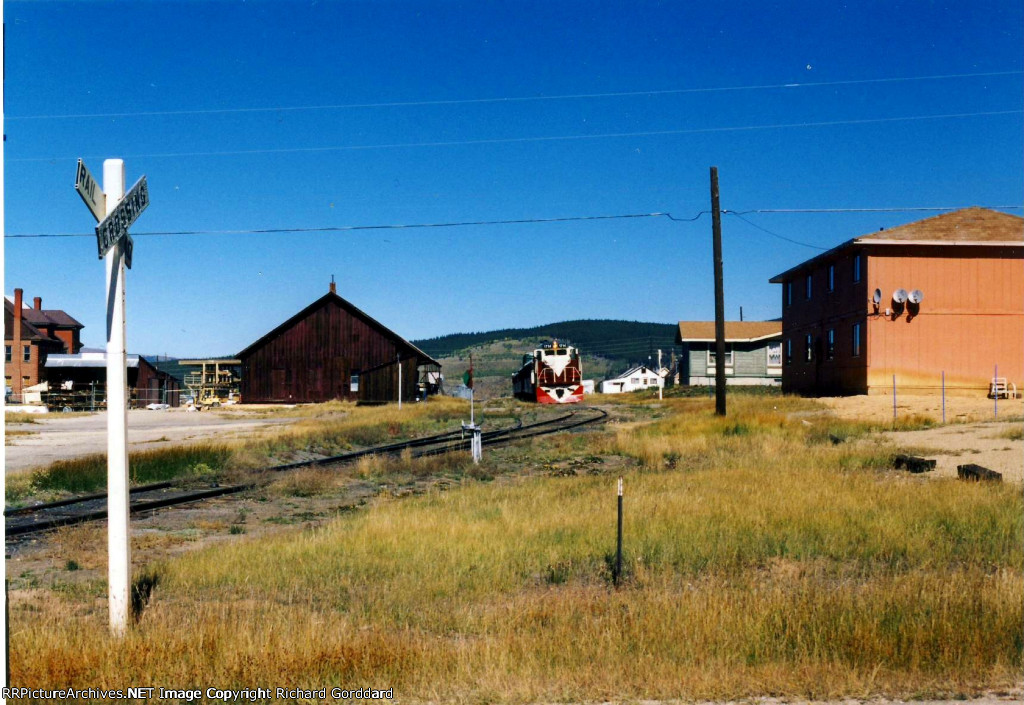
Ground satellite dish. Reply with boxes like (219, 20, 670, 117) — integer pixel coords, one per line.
(908, 289, 923, 304)
(872, 288, 882, 305)
(893, 288, 908, 304)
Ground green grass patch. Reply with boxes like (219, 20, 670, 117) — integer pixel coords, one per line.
(26, 444, 232, 496)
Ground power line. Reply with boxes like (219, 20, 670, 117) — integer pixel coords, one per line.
(3, 211, 690, 239)
(729, 206, 1024, 214)
(8, 70, 1020, 121)
(726, 212, 828, 251)
(10, 109, 1022, 163)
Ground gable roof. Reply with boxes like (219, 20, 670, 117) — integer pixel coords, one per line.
(237, 291, 440, 366)
(769, 207, 1023, 283)
(4, 300, 56, 343)
(606, 365, 658, 381)
(677, 320, 782, 343)
(855, 207, 1024, 244)
(3, 296, 84, 329)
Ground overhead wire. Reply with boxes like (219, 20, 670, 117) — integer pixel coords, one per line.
(8, 69, 1021, 120)
(9, 109, 1022, 163)
(3, 211, 690, 239)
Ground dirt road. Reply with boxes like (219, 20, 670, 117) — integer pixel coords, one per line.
(4, 408, 296, 474)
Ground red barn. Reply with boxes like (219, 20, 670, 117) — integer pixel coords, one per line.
(769, 208, 1023, 395)
(238, 283, 440, 404)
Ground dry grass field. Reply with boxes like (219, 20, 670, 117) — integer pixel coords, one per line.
(5, 392, 1022, 703)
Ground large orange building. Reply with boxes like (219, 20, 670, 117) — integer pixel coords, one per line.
(769, 208, 1023, 395)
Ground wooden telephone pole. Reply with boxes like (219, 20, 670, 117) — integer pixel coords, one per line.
(710, 167, 726, 416)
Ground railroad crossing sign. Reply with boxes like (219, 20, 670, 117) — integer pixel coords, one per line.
(94, 174, 148, 268)
(74, 159, 106, 222)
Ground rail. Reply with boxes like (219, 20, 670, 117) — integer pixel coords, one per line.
(5, 408, 607, 537)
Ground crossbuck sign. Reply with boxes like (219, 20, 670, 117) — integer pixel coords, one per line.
(94, 175, 148, 268)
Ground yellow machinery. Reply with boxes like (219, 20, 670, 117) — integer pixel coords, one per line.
(180, 359, 241, 408)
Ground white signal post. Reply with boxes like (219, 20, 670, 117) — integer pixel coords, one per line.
(103, 159, 131, 636)
(75, 157, 148, 635)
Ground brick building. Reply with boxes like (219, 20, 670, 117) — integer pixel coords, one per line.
(769, 208, 1023, 395)
(4, 288, 84, 399)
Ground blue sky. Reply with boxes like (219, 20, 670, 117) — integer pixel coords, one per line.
(4, 1, 1022, 356)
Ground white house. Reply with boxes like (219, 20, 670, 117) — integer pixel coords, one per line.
(599, 365, 664, 394)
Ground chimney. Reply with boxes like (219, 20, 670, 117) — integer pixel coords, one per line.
(33, 297, 42, 310)
(14, 288, 23, 312)
(329, 275, 336, 295)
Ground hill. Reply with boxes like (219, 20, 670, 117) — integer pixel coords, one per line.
(414, 319, 678, 364)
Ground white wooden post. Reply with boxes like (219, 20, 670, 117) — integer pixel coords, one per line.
(397, 354, 402, 410)
(103, 159, 131, 636)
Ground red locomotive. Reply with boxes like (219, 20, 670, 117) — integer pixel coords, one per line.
(512, 341, 584, 404)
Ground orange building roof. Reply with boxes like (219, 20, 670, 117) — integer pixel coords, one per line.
(677, 320, 782, 343)
(770, 208, 1023, 282)
(855, 207, 1023, 244)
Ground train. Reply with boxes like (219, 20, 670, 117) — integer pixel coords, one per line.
(512, 341, 584, 403)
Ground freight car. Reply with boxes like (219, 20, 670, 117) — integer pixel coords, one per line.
(512, 341, 584, 404)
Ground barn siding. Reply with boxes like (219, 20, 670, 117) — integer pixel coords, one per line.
(240, 294, 429, 404)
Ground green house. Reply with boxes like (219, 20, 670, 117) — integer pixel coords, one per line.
(676, 321, 782, 386)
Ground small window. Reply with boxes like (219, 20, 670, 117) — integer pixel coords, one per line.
(828, 265, 835, 292)
(786, 282, 793, 307)
(23, 345, 31, 363)
(4, 346, 10, 363)
(805, 334, 813, 362)
(350, 370, 360, 392)
(852, 323, 862, 357)
(785, 339, 792, 365)
(630, 377, 640, 384)
(826, 329, 835, 360)
(805, 274, 812, 300)
(853, 255, 862, 283)
(708, 347, 734, 367)
(767, 342, 782, 368)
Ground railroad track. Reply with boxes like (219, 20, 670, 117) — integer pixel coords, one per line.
(5, 407, 607, 538)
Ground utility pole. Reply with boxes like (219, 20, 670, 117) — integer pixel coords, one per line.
(710, 166, 726, 416)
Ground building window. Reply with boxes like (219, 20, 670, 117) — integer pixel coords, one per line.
(852, 323, 862, 357)
(805, 334, 813, 362)
(23, 346, 31, 363)
(786, 281, 793, 307)
(707, 346, 734, 368)
(630, 377, 640, 384)
(805, 274, 812, 300)
(785, 339, 792, 365)
(350, 370, 360, 392)
(826, 329, 835, 360)
(828, 264, 835, 292)
(853, 254, 862, 282)
(767, 342, 782, 368)
(4, 346, 10, 363)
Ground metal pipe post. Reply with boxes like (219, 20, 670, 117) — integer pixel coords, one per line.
(994, 364, 998, 418)
(615, 477, 623, 586)
(892, 374, 897, 424)
(104, 159, 131, 637)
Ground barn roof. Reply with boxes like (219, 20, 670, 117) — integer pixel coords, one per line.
(237, 291, 440, 366)
(677, 320, 782, 343)
(769, 207, 1023, 283)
